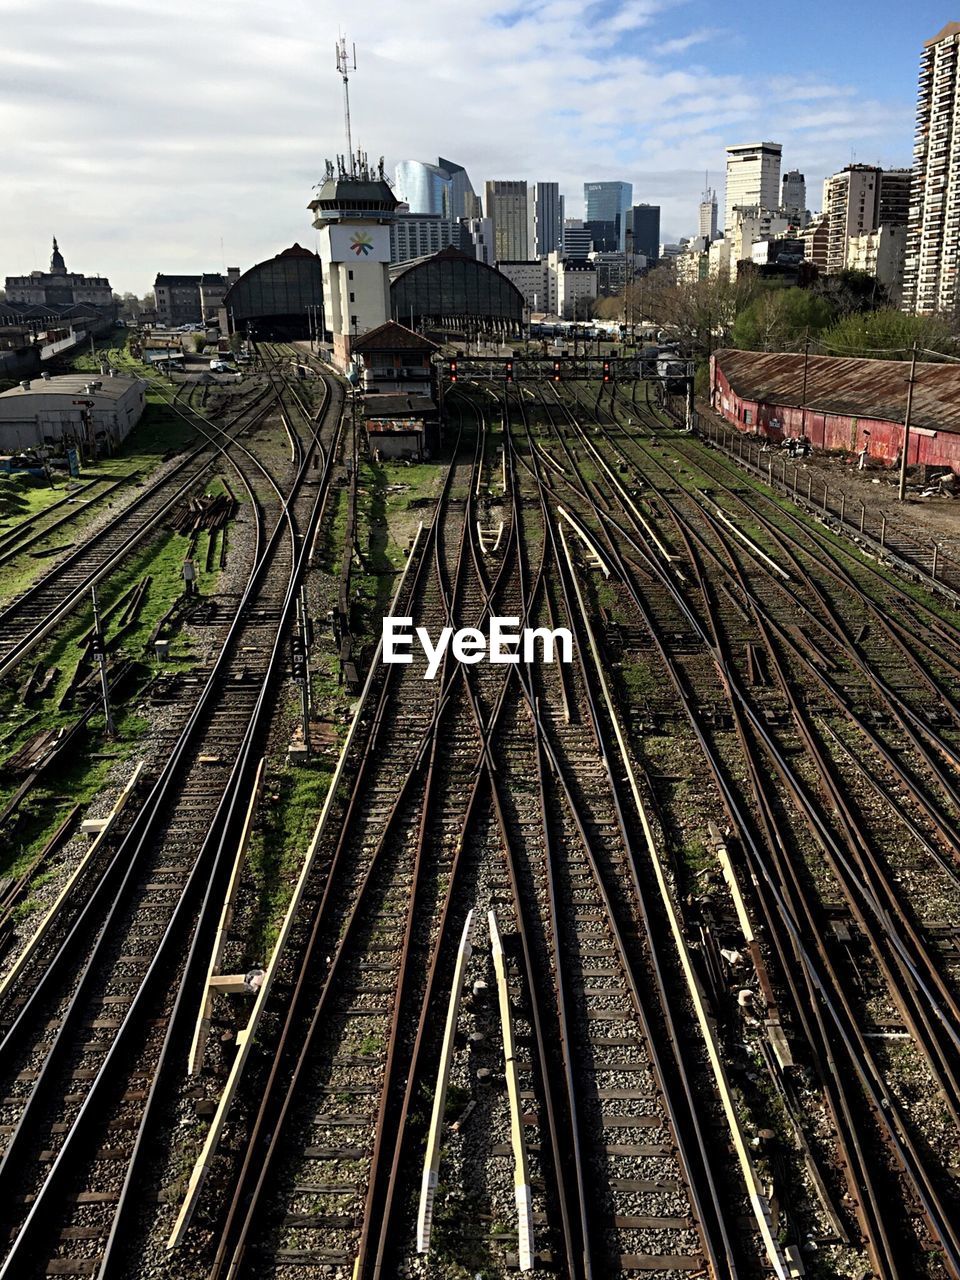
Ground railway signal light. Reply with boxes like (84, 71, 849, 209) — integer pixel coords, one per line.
(448, 358, 458, 383)
(553, 360, 562, 382)
(290, 635, 307, 683)
(505, 359, 514, 384)
(602, 359, 611, 383)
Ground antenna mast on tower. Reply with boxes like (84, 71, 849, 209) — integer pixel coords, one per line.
(336, 34, 357, 177)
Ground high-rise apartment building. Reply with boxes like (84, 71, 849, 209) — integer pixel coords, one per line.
(698, 188, 718, 241)
(821, 165, 912, 276)
(904, 23, 960, 312)
(823, 165, 882, 273)
(879, 169, 913, 232)
(724, 142, 782, 234)
(485, 181, 529, 260)
(584, 182, 633, 248)
(781, 170, 807, 224)
(532, 182, 564, 258)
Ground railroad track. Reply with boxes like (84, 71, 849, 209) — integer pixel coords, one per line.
(0, 382, 276, 681)
(174, 388, 742, 1280)
(0, 365, 345, 1279)
(529, 375, 960, 1276)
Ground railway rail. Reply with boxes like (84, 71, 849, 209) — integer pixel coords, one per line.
(521, 374, 960, 1277)
(0, 360, 345, 1279)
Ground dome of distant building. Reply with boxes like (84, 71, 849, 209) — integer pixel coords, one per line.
(4, 238, 114, 314)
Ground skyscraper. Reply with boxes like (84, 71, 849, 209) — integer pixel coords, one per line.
(626, 205, 660, 261)
(485, 181, 529, 261)
(781, 170, 807, 224)
(394, 158, 480, 220)
(724, 142, 782, 234)
(584, 182, 633, 248)
(904, 23, 960, 313)
(438, 157, 481, 220)
(393, 160, 450, 215)
(562, 220, 593, 260)
(698, 188, 718, 241)
(532, 182, 564, 257)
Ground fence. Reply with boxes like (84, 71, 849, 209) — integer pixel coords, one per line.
(665, 395, 960, 607)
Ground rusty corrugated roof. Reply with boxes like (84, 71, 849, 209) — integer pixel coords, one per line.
(352, 321, 438, 353)
(715, 348, 960, 435)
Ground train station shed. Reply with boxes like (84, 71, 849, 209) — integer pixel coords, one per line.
(0, 372, 146, 454)
(711, 348, 960, 473)
(389, 247, 524, 335)
(219, 245, 322, 340)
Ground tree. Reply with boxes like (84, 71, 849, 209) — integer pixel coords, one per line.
(593, 295, 623, 321)
(731, 287, 835, 351)
(625, 266, 757, 360)
(818, 308, 956, 359)
(813, 269, 887, 315)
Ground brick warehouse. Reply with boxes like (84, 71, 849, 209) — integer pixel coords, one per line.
(710, 348, 960, 473)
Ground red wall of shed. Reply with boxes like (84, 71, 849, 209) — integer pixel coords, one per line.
(709, 364, 960, 473)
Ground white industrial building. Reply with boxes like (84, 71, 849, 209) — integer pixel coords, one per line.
(0, 373, 147, 454)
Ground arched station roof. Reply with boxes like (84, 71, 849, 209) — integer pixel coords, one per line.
(390, 247, 524, 329)
(221, 244, 322, 336)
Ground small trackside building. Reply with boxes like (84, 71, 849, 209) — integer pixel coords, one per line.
(365, 416, 425, 461)
(711, 348, 960, 474)
(350, 321, 438, 398)
(0, 373, 147, 455)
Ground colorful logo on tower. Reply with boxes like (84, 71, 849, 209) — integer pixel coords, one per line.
(350, 231, 374, 256)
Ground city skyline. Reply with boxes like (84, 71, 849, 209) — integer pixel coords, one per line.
(0, 0, 939, 292)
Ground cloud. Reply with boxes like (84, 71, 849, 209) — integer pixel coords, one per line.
(655, 29, 718, 55)
(0, 0, 914, 291)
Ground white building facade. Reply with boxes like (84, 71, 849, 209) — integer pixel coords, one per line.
(724, 142, 782, 234)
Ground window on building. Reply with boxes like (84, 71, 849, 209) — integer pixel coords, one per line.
(349, 292, 355, 303)
(348, 270, 354, 280)
(743, 409, 753, 425)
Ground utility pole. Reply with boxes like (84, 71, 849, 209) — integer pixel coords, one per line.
(90, 585, 116, 737)
(799, 332, 810, 444)
(898, 342, 919, 502)
(292, 595, 311, 755)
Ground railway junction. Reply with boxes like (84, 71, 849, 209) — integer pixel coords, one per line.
(1, 319, 960, 1280)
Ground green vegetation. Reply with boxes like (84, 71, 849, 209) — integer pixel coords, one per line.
(0, 514, 225, 852)
(0, 707, 150, 892)
(348, 455, 443, 642)
(731, 288, 835, 352)
(819, 307, 956, 358)
(245, 759, 334, 960)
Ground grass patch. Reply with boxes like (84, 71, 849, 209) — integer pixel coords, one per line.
(245, 758, 334, 960)
(0, 707, 150, 886)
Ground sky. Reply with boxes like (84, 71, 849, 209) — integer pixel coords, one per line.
(0, 0, 948, 294)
